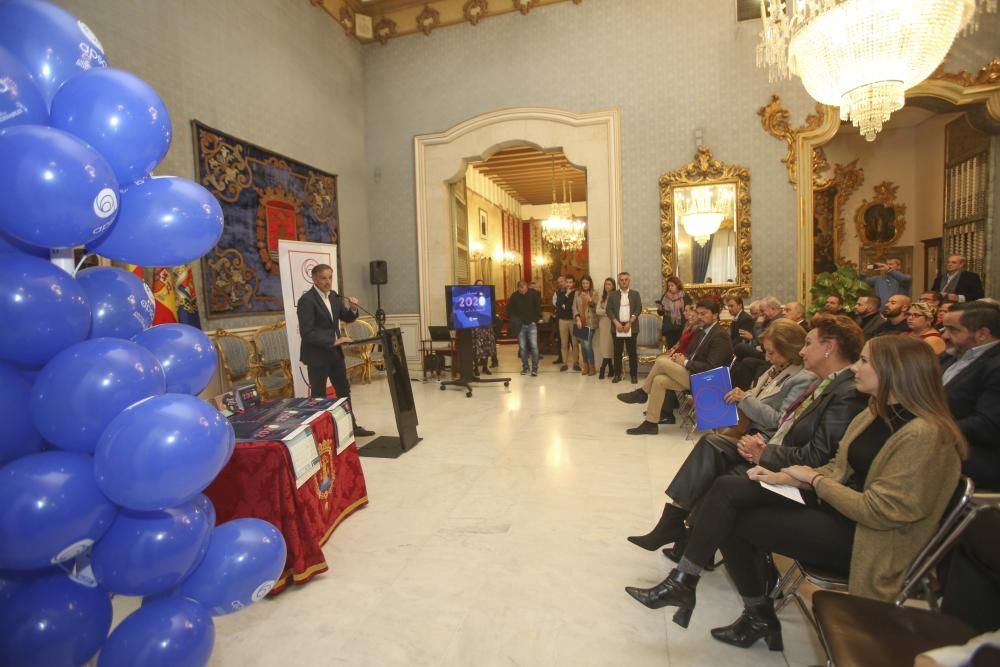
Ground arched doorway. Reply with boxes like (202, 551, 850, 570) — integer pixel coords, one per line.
(413, 107, 623, 333)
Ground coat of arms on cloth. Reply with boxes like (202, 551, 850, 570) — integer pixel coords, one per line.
(192, 121, 340, 318)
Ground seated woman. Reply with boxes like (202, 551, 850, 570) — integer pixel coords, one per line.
(670, 303, 700, 355)
(906, 302, 946, 355)
(626, 314, 866, 553)
(624, 335, 965, 654)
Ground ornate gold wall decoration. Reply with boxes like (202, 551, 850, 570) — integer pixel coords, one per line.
(930, 58, 1000, 86)
(515, 0, 539, 14)
(855, 181, 907, 252)
(659, 146, 752, 300)
(198, 133, 253, 203)
(374, 15, 397, 44)
(813, 159, 864, 274)
(758, 95, 828, 189)
(464, 0, 488, 25)
(416, 5, 441, 35)
(338, 6, 354, 34)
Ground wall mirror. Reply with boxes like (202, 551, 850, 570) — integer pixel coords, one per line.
(660, 146, 751, 298)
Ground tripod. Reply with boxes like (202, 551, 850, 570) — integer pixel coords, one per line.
(440, 328, 510, 397)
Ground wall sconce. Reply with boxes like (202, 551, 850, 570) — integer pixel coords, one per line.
(469, 241, 485, 260)
(533, 254, 551, 267)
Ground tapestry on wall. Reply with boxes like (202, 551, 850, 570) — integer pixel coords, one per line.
(192, 121, 340, 318)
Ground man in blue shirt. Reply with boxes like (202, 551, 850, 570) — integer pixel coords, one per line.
(864, 257, 911, 305)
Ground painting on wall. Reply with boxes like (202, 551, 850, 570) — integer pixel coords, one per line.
(192, 121, 339, 318)
(479, 208, 488, 239)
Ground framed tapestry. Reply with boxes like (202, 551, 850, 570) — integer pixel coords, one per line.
(192, 121, 340, 318)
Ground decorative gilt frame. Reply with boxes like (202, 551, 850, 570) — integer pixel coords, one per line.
(855, 181, 907, 251)
(659, 146, 752, 300)
(760, 60, 1000, 300)
(813, 156, 864, 269)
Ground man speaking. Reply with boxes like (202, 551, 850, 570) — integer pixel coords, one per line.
(296, 263, 374, 437)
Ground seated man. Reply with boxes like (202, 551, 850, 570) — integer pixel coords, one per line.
(873, 293, 911, 336)
(626, 314, 867, 551)
(940, 302, 1000, 490)
(822, 294, 845, 315)
(732, 296, 783, 389)
(853, 294, 884, 339)
(618, 299, 732, 435)
(781, 301, 809, 331)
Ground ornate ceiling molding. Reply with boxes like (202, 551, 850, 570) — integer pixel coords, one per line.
(929, 58, 1000, 87)
(315, 0, 582, 44)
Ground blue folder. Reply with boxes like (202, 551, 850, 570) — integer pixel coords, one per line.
(690, 367, 739, 431)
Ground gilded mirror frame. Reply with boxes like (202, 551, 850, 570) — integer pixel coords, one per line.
(659, 146, 751, 300)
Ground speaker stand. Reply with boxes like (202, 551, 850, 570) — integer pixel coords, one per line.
(374, 283, 386, 334)
(439, 329, 510, 397)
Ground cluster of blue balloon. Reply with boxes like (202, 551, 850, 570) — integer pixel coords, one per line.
(0, 2, 287, 665)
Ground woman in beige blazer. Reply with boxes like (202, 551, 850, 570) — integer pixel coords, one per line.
(594, 277, 616, 379)
(624, 335, 964, 652)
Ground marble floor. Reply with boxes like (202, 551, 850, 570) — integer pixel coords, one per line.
(116, 347, 827, 666)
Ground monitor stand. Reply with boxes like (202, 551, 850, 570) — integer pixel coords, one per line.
(440, 328, 510, 397)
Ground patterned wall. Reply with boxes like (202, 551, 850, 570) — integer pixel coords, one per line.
(57, 0, 369, 330)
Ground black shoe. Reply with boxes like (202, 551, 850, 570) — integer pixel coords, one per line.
(612, 375, 622, 383)
(658, 414, 676, 425)
(710, 601, 783, 651)
(552, 358, 563, 365)
(631, 376, 638, 384)
(627, 504, 688, 551)
(520, 368, 528, 375)
(353, 426, 375, 437)
(616, 388, 648, 404)
(626, 421, 659, 435)
(560, 365, 568, 371)
(625, 570, 699, 628)
(531, 369, 538, 376)
(573, 363, 581, 371)
(482, 366, 492, 375)
(599, 364, 606, 380)
(490, 358, 498, 368)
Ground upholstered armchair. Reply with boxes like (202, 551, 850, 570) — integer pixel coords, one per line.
(251, 321, 294, 400)
(212, 329, 257, 390)
(343, 319, 376, 384)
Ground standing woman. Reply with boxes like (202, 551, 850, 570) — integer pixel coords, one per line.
(659, 276, 690, 349)
(595, 277, 616, 379)
(574, 275, 599, 376)
(472, 279, 497, 375)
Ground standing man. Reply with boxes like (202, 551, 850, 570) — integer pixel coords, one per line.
(555, 275, 578, 371)
(606, 272, 642, 384)
(551, 275, 565, 365)
(725, 296, 755, 348)
(296, 264, 374, 437)
(864, 257, 911, 305)
(508, 280, 542, 376)
(933, 254, 985, 303)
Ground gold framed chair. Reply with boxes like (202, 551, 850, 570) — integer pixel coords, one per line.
(343, 319, 377, 384)
(251, 321, 294, 400)
(212, 328, 257, 390)
(626, 307, 666, 375)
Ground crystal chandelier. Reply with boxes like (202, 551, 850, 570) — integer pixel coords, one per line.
(540, 156, 586, 250)
(676, 184, 734, 247)
(756, 0, 995, 141)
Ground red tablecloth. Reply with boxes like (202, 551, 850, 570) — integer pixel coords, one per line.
(204, 411, 367, 593)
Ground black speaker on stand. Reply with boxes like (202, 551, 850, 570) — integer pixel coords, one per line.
(369, 260, 387, 333)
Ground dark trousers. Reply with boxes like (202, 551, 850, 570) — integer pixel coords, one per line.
(942, 508, 1000, 633)
(665, 433, 751, 510)
(732, 357, 769, 390)
(684, 475, 854, 598)
(613, 333, 638, 380)
(306, 351, 356, 427)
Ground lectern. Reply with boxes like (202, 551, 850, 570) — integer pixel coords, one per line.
(353, 327, 421, 459)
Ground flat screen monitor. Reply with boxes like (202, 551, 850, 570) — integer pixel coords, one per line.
(445, 284, 494, 330)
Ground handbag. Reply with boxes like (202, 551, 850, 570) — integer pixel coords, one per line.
(573, 324, 589, 340)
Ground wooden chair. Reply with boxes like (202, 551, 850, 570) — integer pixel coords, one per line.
(212, 328, 257, 390)
(251, 321, 294, 400)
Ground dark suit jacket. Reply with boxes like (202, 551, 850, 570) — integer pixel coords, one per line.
(296, 287, 359, 367)
(759, 369, 868, 470)
(942, 344, 1000, 489)
(932, 271, 985, 303)
(729, 310, 755, 347)
(605, 289, 642, 334)
(685, 322, 734, 375)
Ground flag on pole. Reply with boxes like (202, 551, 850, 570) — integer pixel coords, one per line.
(173, 264, 202, 329)
(151, 267, 178, 325)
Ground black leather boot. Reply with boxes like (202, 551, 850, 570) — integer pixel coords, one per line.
(710, 600, 783, 651)
(627, 504, 688, 551)
(624, 569, 699, 628)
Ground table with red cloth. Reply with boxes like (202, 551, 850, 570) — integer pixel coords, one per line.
(204, 409, 368, 594)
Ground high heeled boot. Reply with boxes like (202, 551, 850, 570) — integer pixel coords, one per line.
(624, 569, 699, 628)
(710, 599, 783, 651)
(627, 503, 688, 551)
(598, 360, 608, 379)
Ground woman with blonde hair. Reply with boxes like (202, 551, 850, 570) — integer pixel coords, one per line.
(906, 301, 946, 355)
(594, 277, 616, 379)
(625, 335, 965, 651)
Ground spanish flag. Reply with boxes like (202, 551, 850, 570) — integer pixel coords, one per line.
(172, 264, 202, 329)
(151, 266, 178, 325)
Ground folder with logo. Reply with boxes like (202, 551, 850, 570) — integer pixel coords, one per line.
(690, 366, 739, 431)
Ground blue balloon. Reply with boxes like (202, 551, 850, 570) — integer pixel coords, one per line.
(0, 229, 50, 258)
(31, 338, 166, 453)
(133, 324, 219, 395)
(0, 254, 91, 367)
(175, 518, 287, 616)
(0, 572, 112, 666)
(0, 360, 45, 466)
(0, 0, 107, 106)
(0, 451, 118, 570)
(77, 266, 155, 339)
(98, 597, 214, 667)
(92, 494, 215, 597)
(0, 43, 48, 129)
(50, 67, 172, 184)
(0, 125, 120, 248)
(89, 176, 223, 266)
(94, 394, 235, 511)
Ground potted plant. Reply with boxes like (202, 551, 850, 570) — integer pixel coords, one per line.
(808, 264, 872, 315)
